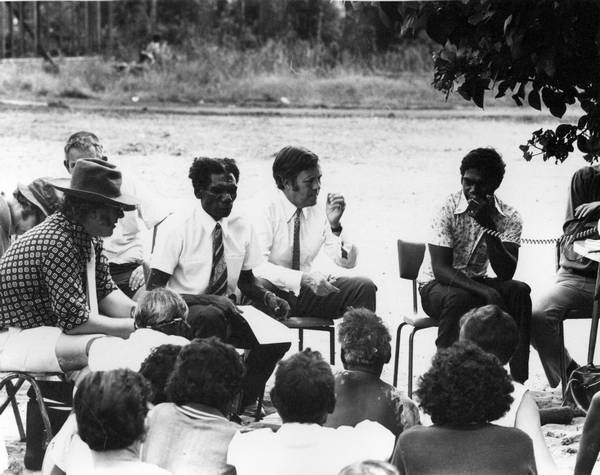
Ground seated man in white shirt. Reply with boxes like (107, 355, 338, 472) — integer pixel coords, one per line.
(147, 156, 291, 411)
(251, 145, 376, 319)
(63, 131, 170, 299)
(227, 348, 395, 475)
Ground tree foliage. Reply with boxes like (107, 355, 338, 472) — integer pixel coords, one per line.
(381, 0, 600, 163)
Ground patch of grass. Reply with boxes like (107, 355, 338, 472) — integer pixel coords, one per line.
(0, 42, 513, 109)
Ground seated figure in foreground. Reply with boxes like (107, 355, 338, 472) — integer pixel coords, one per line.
(74, 369, 169, 474)
(459, 305, 558, 475)
(418, 147, 531, 382)
(142, 337, 244, 475)
(88, 288, 189, 372)
(391, 342, 536, 475)
(227, 349, 395, 475)
(324, 308, 419, 435)
(575, 391, 600, 475)
(43, 344, 183, 475)
(0, 159, 137, 373)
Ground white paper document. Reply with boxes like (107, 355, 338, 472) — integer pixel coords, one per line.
(237, 305, 293, 345)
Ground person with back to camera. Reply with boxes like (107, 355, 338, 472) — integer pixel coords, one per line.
(87, 288, 189, 372)
(142, 337, 245, 475)
(418, 147, 531, 382)
(42, 344, 184, 475)
(73, 368, 170, 474)
(391, 342, 537, 475)
(338, 461, 400, 475)
(324, 307, 419, 436)
(574, 389, 600, 474)
(459, 305, 559, 475)
(227, 348, 395, 475)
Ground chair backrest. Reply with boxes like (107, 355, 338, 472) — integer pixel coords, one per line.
(397, 240, 426, 280)
(397, 240, 426, 315)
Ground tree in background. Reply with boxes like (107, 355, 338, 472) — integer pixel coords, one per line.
(381, 0, 600, 163)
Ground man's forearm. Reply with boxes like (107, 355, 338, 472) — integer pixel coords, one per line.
(98, 289, 136, 318)
(146, 268, 171, 290)
(485, 236, 517, 280)
(238, 270, 269, 302)
(433, 264, 490, 296)
(65, 314, 134, 338)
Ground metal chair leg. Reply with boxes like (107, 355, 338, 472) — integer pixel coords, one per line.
(559, 321, 567, 400)
(408, 327, 417, 398)
(0, 373, 54, 449)
(254, 391, 264, 422)
(393, 323, 407, 387)
(7, 380, 25, 441)
(329, 327, 335, 365)
(298, 329, 304, 352)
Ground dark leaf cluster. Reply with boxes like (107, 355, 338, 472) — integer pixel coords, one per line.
(382, 0, 600, 163)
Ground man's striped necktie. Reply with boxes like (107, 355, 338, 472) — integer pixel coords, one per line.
(208, 223, 228, 296)
(292, 208, 301, 271)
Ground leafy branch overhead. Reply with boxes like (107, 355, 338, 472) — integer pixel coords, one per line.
(379, 0, 600, 163)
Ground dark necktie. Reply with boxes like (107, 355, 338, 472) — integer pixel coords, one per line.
(208, 223, 228, 296)
(292, 208, 301, 270)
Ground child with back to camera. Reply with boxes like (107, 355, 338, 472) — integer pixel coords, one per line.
(87, 288, 189, 372)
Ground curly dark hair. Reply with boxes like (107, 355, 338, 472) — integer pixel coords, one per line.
(459, 305, 518, 365)
(139, 344, 183, 404)
(270, 348, 335, 424)
(338, 308, 391, 368)
(415, 342, 513, 425)
(459, 147, 506, 190)
(272, 145, 319, 190)
(74, 369, 151, 451)
(188, 157, 240, 199)
(165, 337, 245, 412)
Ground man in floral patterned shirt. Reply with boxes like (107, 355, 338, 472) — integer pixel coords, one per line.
(418, 148, 531, 382)
(0, 158, 138, 373)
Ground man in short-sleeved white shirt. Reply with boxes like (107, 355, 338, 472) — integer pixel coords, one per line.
(418, 148, 531, 383)
(147, 157, 291, 410)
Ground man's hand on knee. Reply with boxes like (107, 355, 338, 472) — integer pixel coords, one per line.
(301, 271, 340, 297)
(263, 291, 290, 321)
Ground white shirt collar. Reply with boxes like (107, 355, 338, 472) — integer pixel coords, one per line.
(277, 190, 306, 223)
(196, 201, 230, 235)
(454, 191, 506, 217)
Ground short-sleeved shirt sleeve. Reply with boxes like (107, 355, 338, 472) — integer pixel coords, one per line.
(150, 214, 184, 276)
(429, 200, 455, 248)
(242, 225, 264, 271)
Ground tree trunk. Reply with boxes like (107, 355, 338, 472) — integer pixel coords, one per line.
(0, 2, 6, 59)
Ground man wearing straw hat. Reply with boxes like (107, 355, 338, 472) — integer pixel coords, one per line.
(0, 158, 138, 373)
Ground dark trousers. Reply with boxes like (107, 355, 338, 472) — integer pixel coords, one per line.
(181, 294, 290, 408)
(419, 278, 532, 383)
(255, 276, 377, 318)
(109, 262, 140, 299)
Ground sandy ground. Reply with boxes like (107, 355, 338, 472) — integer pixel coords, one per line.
(0, 104, 596, 473)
